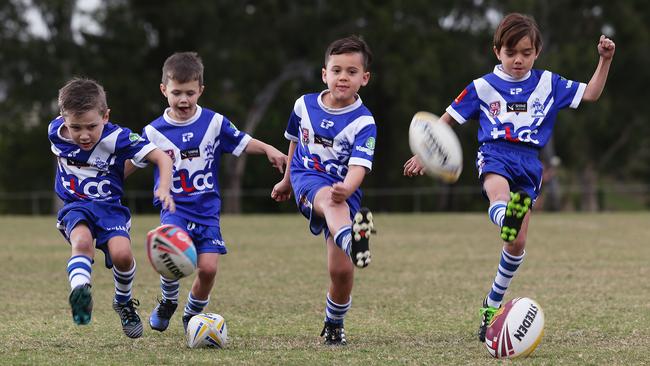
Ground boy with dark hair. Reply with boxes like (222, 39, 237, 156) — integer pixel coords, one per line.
(50, 77, 175, 338)
(272, 35, 377, 345)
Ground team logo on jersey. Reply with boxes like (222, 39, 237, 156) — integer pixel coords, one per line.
(365, 137, 376, 150)
(510, 88, 523, 95)
(180, 148, 200, 160)
(301, 128, 310, 144)
(67, 148, 80, 158)
(506, 102, 527, 113)
(320, 119, 335, 129)
(129, 133, 143, 143)
(531, 98, 545, 117)
(93, 157, 109, 172)
(489, 101, 501, 117)
(314, 134, 333, 147)
(182, 132, 194, 142)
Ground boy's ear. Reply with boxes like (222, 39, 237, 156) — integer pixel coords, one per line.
(102, 109, 110, 123)
(160, 83, 167, 96)
(321, 68, 327, 84)
(493, 46, 501, 61)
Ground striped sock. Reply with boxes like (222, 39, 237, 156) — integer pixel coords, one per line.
(324, 293, 351, 325)
(488, 201, 508, 227)
(113, 260, 136, 304)
(487, 249, 525, 308)
(67, 255, 92, 290)
(333, 226, 352, 256)
(160, 276, 180, 303)
(184, 292, 209, 318)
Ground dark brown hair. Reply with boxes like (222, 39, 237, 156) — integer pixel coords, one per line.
(324, 35, 373, 71)
(162, 52, 204, 85)
(58, 77, 108, 117)
(493, 13, 542, 52)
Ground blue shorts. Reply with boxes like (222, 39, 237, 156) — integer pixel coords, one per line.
(476, 141, 543, 203)
(161, 212, 227, 255)
(291, 172, 361, 239)
(56, 200, 132, 269)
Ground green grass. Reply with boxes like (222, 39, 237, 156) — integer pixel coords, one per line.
(1, 213, 649, 365)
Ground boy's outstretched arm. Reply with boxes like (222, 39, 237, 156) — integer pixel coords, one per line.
(144, 148, 176, 212)
(271, 141, 296, 202)
(582, 35, 616, 102)
(124, 160, 138, 178)
(331, 165, 366, 203)
(403, 112, 456, 177)
(245, 138, 288, 174)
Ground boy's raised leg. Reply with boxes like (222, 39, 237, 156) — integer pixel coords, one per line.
(69, 284, 93, 325)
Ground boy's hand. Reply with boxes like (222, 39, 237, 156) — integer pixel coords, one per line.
(155, 188, 176, 213)
(598, 35, 615, 60)
(331, 182, 353, 203)
(403, 155, 426, 177)
(271, 179, 292, 202)
(266, 147, 288, 174)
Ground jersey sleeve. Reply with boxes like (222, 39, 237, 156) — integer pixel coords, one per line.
(116, 126, 157, 164)
(130, 126, 153, 168)
(284, 97, 302, 142)
(218, 117, 251, 156)
(349, 119, 376, 171)
(445, 82, 480, 124)
(552, 73, 586, 109)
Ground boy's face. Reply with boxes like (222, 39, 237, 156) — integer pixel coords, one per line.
(160, 79, 204, 122)
(494, 36, 540, 79)
(321, 52, 370, 108)
(62, 109, 109, 151)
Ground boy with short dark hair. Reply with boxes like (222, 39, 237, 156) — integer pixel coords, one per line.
(50, 77, 175, 338)
(272, 35, 377, 345)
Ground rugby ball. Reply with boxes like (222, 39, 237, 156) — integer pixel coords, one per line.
(408, 111, 462, 183)
(186, 313, 228, 349)
(485, 297, 545, 359)
(146, 224, 197, 279)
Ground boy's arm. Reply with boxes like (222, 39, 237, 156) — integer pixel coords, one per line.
(124, 160, 139, 178)
(245, 138, 287, 173)
(582, 35, 616, 102)
(271, 141, 296, 202)
(144, 148, 176, 212)
(403, 112, 456, 177)
(331, 165, 367, 203)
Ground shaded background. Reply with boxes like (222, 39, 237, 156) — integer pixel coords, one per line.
(1, 0, 648, 214)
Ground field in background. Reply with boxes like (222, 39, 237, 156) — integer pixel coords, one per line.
(1, 213, 649, 365)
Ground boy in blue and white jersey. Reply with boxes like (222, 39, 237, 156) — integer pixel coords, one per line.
(50, 78, 175, 338)
(272, 36, 377, 346)
(127, 52, 287, 332)
(404, 13, 615, 342)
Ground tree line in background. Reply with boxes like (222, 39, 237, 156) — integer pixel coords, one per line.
(0, 0, 648, 214)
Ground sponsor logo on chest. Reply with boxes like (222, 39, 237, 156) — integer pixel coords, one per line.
(180, 148, 200, 160)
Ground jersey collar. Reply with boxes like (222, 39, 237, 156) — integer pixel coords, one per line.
(494, 65, 532, 82)
(317, 90, 363, 115)
(163, 105, 203, 126)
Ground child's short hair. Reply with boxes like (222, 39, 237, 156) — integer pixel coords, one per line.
(493, 13, 542, 52)
(58, 77, 108, 117)
(324, 35, 373, 71)
(162, 52, 204, 86)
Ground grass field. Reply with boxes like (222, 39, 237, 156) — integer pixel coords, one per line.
(1, 213, 649, 365)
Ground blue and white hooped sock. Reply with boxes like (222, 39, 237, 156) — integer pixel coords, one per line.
(184, 292, 209, 319)
(67, 255, 92, 290)
(488, 201, 508, 227)
(160, 276, 180, 303)
(113, 260, 136, 304)
(487, 249, 525, 308)
(333, 226, 352, 256)
(324, 293, 351, 325)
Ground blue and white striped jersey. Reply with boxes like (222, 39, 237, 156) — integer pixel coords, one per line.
(446, 65, 586, 148)
(284, 91, 376, 181)
(49, 117, 156, 203)
(138, 106, 251, 226)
